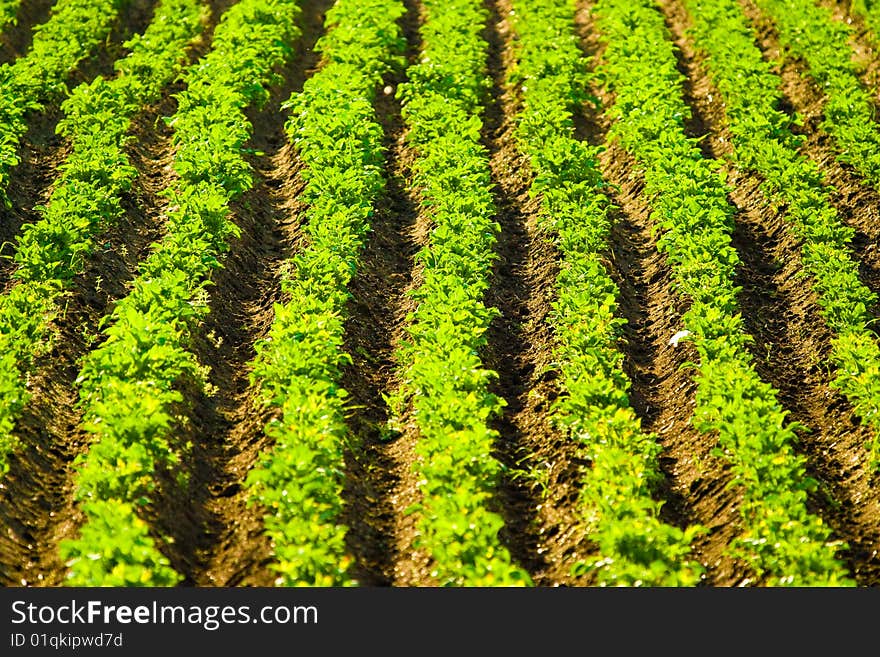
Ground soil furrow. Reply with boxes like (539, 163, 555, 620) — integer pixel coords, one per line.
(164, 0, 334, 586)
(666, 0, 880, 584)
(726, 178, 880, 585)
(0, 327, 88, 586)
(338, 94, 419, 587)
(479, 0, 570, 585)
(88, 0, 240, 314)
(601, 143, 743, 586)
(0, 108, 69, 292)
(337, 0, 422, 587)
(576, 0, 744, 586)
(358, 0, 439, 588)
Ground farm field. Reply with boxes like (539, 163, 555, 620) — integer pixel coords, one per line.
(0, 0, 879, 587)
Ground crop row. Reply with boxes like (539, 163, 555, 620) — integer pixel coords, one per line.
(0, 0, 203, 477)
(507, 0, 702, 585)
(3, 0, 875, 587)
(851, 0, 880, 45)
(242, 0, 406, 586)
(385, 0, 531, 585)
(593, 0, 851, 585)
(59, 0, 303, 586)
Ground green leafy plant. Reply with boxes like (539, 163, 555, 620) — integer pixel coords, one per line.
(244, 0, 405, 587)
(386, 0, 532, 586)
(684, 0, 880, 469)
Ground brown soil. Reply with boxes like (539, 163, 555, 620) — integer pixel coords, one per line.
(367, 0, 444, 587)
(0, 91, 187, 587)
(577, 0, 749, 585)
(602, 142, 746, 587)
(0, 0, 193, 587)
(73, 0, 158, 86)
(0, 320, 90, 587)
(337, 0, 423, 587)
(0, 105, 69, 292)
(482, 0, 589, 586)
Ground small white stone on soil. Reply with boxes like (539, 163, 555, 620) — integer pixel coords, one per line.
(669, 329, 691, 346)
(383, 85, 394, 95)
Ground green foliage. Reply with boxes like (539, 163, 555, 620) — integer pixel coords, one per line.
(245, 0, 405, 587)
(850, 0, 880, 46)
(0, 0, 203, 477)
(754, 0, 880, 188)
(60, 500, 181, 586)
(0, 0, 21, 33)
(0, 0, 130, 202)
(387, 0, 531, 586)
(684, 0, 880, 468)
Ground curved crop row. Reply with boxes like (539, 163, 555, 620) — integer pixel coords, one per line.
(386, 0, 531, 586)
(58, 0, 303, 586)
(0, 0, 130, 199)
(243, 0, 406, 587)
(0, 0, 204, 477)
(684, 0, 880, 463)
(508, 0, 703, 586)
(593, 0, 852, 586)
(752, 0, 880, 189)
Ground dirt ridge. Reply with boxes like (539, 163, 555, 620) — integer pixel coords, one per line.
(336, 0, 424, 587)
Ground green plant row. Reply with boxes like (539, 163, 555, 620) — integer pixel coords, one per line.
(0, 0, 129, 200)
(0, 0, 204, 478)
(753, 0, 880, 190)
(684, 0, 880, 464)
(593, 0, 852, 586)
(385, 0, 531, 586)
(243, 0, 406, 587)
(59, 0, 303, 586)
(507, 0, 703, 586)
